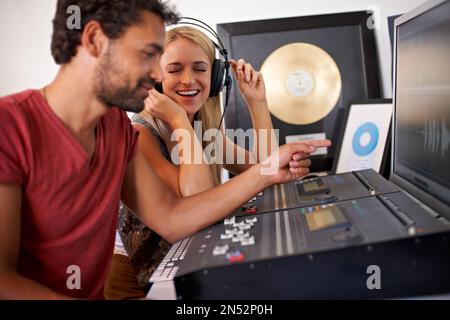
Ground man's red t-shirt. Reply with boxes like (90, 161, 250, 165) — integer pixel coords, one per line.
(0, 90, 138, 299)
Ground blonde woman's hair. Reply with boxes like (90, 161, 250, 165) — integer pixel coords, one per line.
(141, 26, 223, 185)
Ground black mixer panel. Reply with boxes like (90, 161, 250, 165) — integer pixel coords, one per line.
(150, 190, 450, 299)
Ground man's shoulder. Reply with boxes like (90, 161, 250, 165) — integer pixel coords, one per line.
(0, 89, 36, 106)
(0, 89, 38, 117)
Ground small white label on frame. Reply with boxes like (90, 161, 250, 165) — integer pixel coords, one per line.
(285, 133, 328, 156)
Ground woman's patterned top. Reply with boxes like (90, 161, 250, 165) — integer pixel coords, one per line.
(118, 113, 172, 288)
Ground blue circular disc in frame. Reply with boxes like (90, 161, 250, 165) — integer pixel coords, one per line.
(352, 122, 379, 156)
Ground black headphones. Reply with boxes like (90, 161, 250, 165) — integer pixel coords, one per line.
(155, 17, 232, 128)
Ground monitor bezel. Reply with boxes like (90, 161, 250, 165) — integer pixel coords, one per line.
(391, 0, 450, 218)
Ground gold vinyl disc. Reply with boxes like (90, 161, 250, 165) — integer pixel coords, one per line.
(261, 43, 342, 125)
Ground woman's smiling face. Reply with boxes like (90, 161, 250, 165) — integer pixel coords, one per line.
(159, 37, 212, 117)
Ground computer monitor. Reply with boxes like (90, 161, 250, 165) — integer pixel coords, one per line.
(391, 0, 450, 217)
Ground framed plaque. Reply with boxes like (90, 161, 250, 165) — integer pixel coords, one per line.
(332, 99, 392, 177)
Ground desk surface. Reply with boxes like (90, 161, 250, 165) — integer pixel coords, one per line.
(146, 281, 176, 300)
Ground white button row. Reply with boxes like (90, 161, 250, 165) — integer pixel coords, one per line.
(231, 232, 250, 242)
(241, 236, 256, 246)
(246, 217, 258, 224)
(213, 244, 230, 256)
(220, 233, 233, 240)
(224, 217, 236, 226)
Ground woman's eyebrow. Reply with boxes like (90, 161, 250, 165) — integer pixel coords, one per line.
(165, 61, 208, 66)
(193, 61, 208, 65)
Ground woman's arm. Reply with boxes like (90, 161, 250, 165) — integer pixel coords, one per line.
(133, 124, 182, 196)
(223, 59, 278, 175)
(142, 90, 217, 196)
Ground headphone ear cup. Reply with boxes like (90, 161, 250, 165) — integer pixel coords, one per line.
(209, 59, 225, 97)
(155, 82, 163, 93)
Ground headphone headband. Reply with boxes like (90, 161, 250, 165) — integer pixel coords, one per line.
(172, 18, 229, 66)
(177, 17, 227, 51)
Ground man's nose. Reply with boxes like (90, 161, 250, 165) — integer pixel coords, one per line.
(150, 62, 164, 83)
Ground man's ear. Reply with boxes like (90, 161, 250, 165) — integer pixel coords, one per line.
(80, 20, 109, 58)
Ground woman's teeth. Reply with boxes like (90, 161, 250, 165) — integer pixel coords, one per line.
(177, 90, 199, 97)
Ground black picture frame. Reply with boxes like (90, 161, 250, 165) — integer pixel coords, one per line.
(388, 14, 402, 50)
(217, 11, 382, 172)
(331, 98, 392, 179)
(388, 14, 402, 86)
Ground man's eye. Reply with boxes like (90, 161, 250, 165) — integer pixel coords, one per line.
(195, 68, 207, 72)
(145, 51, 156, 59)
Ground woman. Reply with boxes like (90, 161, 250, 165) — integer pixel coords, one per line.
(104, 26, 280, 299)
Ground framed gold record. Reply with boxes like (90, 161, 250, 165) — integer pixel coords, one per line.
(217, 11, 381, 172)
(261, 42, 342, 125)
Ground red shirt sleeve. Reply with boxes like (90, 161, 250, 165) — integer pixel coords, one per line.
(0, 101, 28, 185)
(125, 112, 140, 162)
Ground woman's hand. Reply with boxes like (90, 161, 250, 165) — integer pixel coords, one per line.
(230, 59, 266, 105)
(144, 89, 189, 129)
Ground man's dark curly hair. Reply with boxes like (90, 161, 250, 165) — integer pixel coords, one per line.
(51, 0, 179, 64)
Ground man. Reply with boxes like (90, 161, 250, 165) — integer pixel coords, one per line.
(0, 0, 331, 299)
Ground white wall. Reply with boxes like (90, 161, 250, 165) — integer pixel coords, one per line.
(0, 0, 59, 96)
(0, 0, 428, 97)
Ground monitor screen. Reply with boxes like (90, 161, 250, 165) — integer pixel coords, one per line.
(394, 0, 450, 209)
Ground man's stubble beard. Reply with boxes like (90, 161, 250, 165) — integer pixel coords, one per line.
(93, 48, 154, 113)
